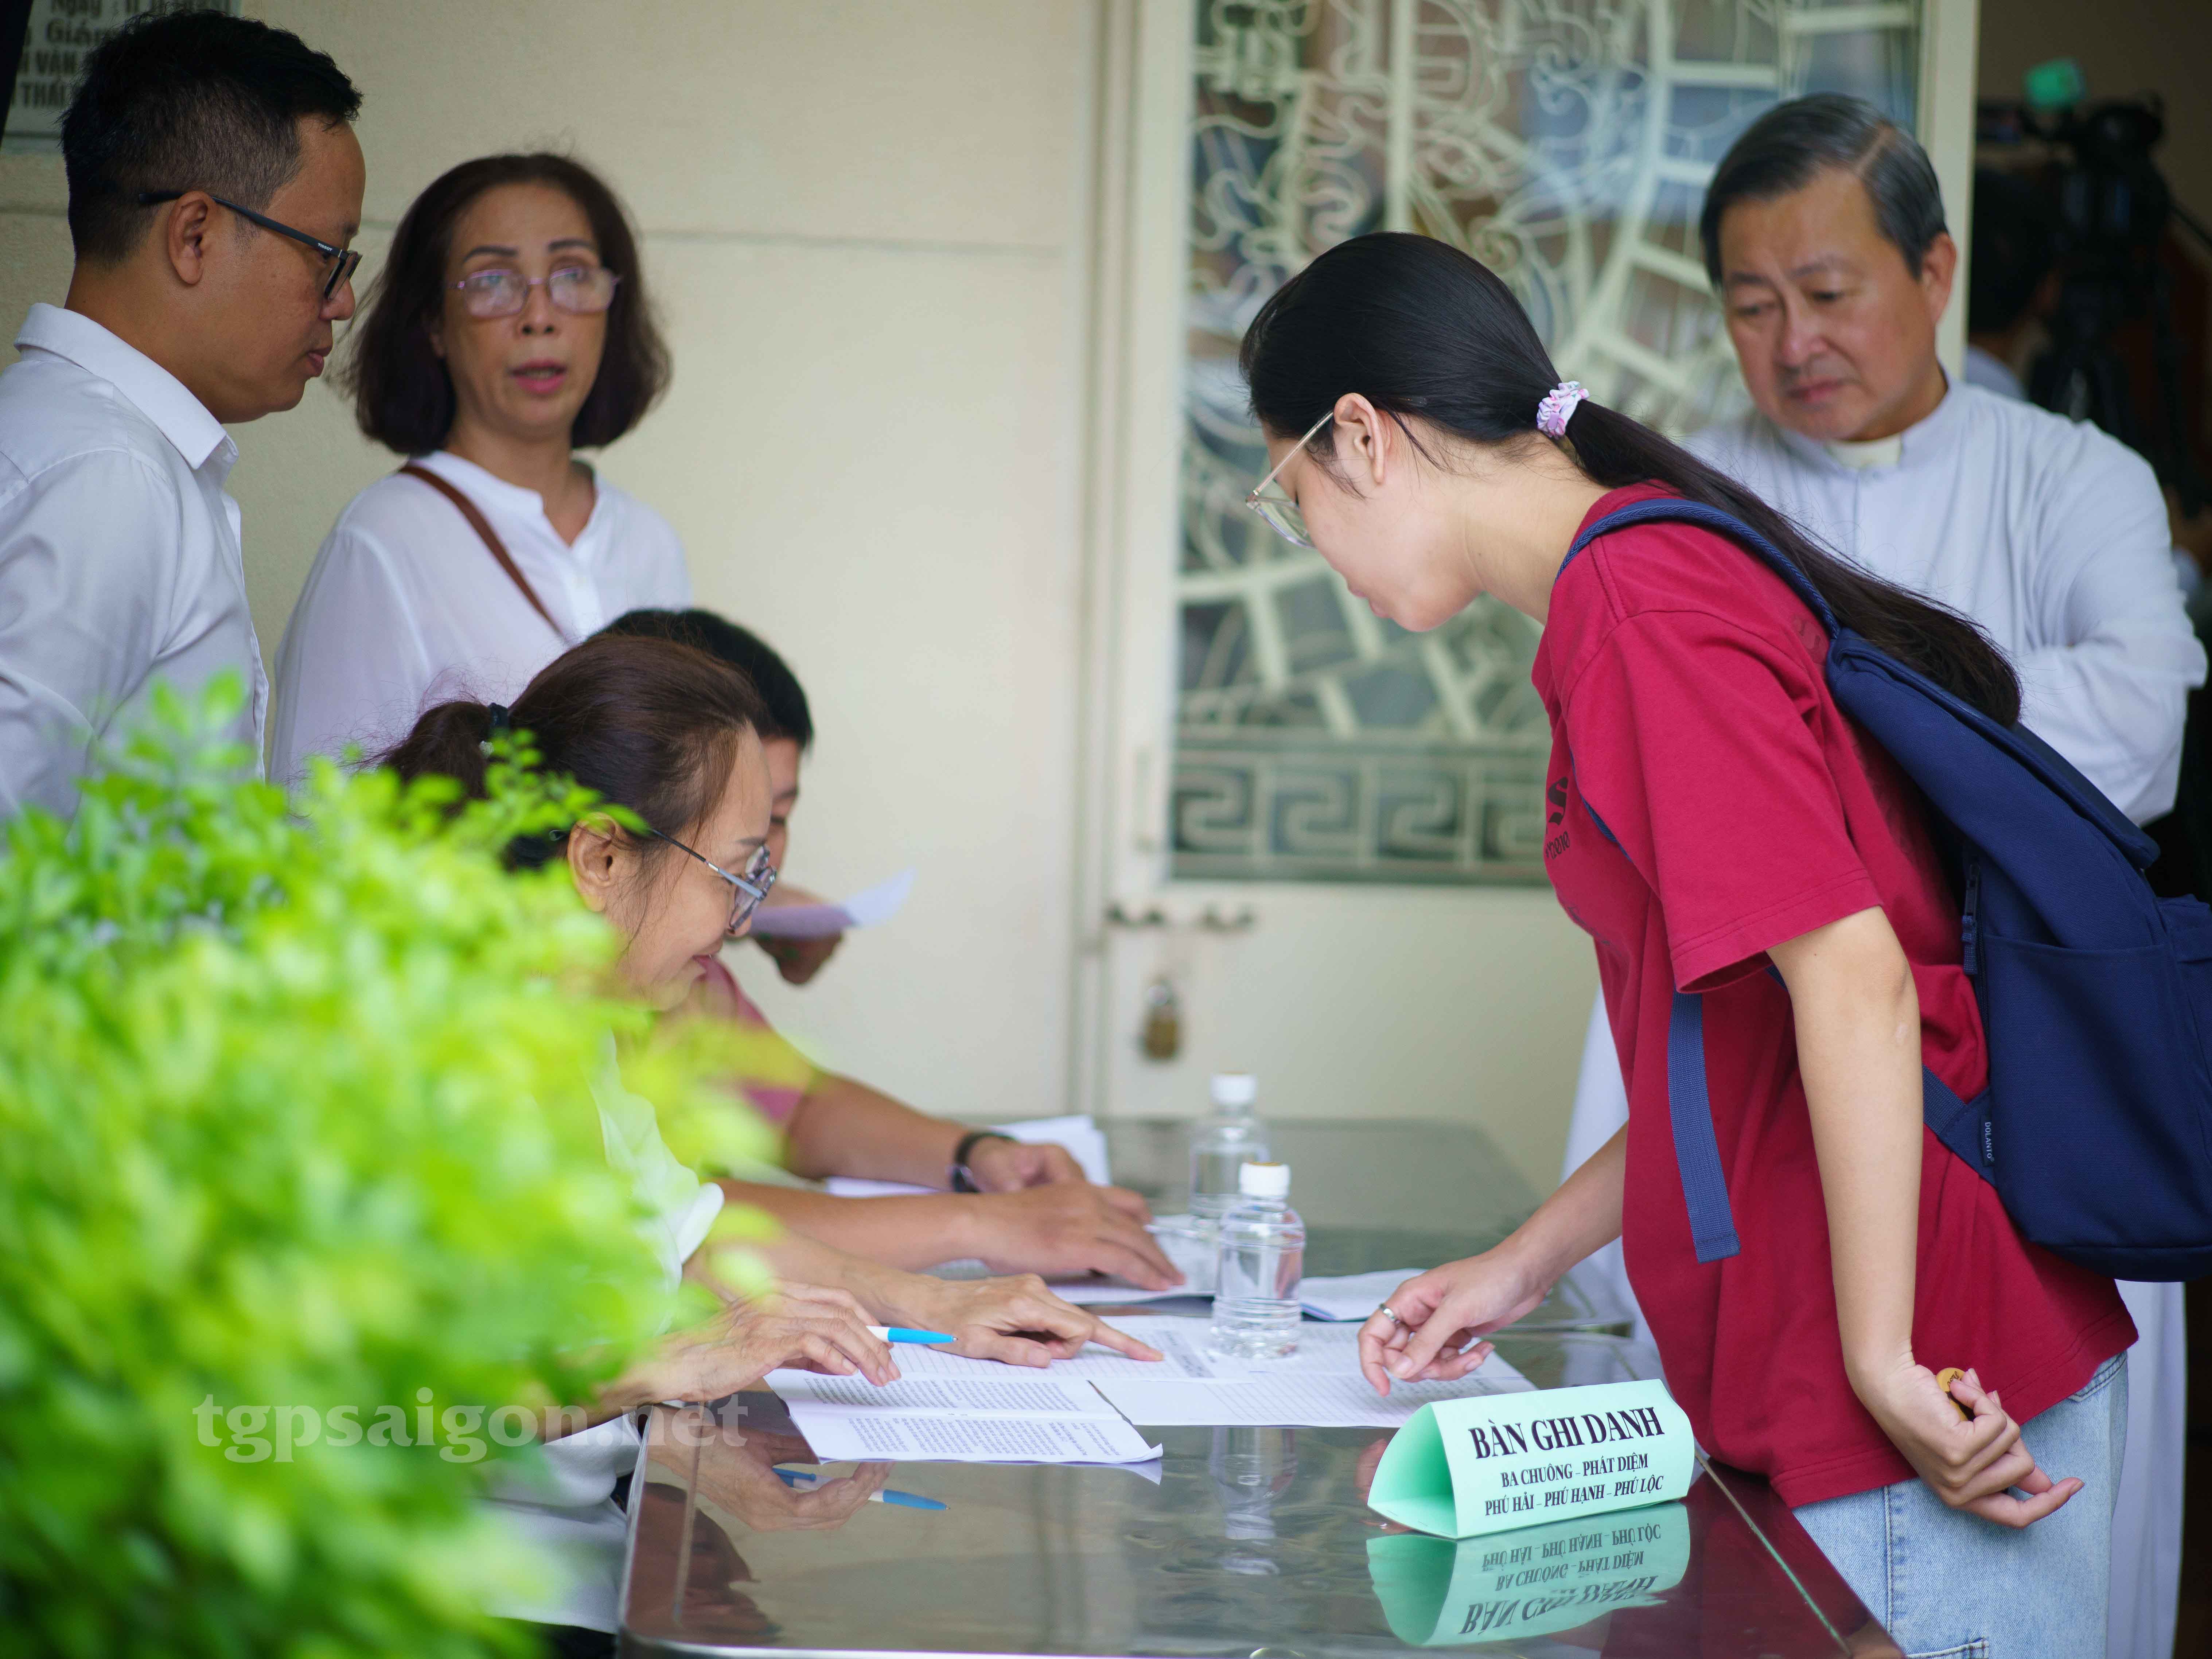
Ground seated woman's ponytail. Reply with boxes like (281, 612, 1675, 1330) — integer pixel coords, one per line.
(378, 698, 519, 807)
(381, 634, 768, 870)
(1239, 232, 2021, 725)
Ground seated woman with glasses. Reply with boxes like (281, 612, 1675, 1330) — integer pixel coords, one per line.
(601, 607, 1183, 1294)
(273, 152, 682, 780)
(381, 629, 1164, 1371)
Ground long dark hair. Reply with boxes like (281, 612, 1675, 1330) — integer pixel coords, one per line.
(342, 152, 671, 455)
(382, 634, 767, 871)
(1239, 233, 2020, 723)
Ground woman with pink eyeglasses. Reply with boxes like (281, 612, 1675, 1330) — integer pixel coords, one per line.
(275, 152, 682, 783)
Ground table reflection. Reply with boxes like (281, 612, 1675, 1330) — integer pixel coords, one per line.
(624, 1384, 1897, 1656)
(629, 1400, 904, 1648)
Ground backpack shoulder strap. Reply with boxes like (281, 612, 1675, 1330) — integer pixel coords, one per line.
(399, 463, 567, 641)
(1561, 500, 1829, 1267)
(1562, 496, 1841, 639)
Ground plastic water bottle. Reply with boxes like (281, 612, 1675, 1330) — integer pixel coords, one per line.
(1210, 1162, 1305, 1360)
(1189, 1073, 1270, 1220)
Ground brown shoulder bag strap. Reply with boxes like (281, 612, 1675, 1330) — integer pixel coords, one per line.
(398, 463, 568, 641)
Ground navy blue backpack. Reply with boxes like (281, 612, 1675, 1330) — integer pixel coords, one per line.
(1564, 497, 2212, 1282)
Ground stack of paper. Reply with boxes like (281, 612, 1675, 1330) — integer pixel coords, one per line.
(765, 1367, 1161, 1464)
(886, 1317, 1226, 1383)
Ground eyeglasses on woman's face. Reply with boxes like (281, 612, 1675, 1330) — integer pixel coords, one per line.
(653, 832, 776, 937)
(1243, 412, 1335, 548)
(449, 265, 621, 319)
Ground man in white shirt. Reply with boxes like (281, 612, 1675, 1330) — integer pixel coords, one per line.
(0, 10, 364, 818)
(1563, 94, 2199, 1659)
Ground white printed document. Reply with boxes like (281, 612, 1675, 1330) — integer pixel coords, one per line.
(881, 1316, 1223, 1383)
(770, 1371, 1111, 1416)
(749, 868, 915, 939)
(765, 1368, 1161, 1465)
(867, 1316, 1534, 1429)
(788, 1410, 1159, 1464)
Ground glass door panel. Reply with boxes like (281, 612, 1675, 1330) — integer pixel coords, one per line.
(1173, 0, 1924, 887)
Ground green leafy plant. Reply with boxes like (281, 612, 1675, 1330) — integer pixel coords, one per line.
(0, 679, 785, 1656)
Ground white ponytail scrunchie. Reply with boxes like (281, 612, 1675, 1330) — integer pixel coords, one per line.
(1536, 380, 1589, 438)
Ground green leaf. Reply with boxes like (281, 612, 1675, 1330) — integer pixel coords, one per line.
(0, 681, 790, 1655)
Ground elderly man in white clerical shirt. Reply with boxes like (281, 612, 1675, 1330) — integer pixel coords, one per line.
(1561, 93, 2200, 1659)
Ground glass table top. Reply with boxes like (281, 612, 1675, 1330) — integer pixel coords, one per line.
(617, 1118, 1897, 1656)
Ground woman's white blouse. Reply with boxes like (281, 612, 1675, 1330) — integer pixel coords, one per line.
(501, 1056, 723, 1511)
(271, 449, 689, 781)
(482, 1051, 725, 1632)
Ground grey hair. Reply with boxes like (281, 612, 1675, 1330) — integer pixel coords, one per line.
(1698, 93, 1948, 283)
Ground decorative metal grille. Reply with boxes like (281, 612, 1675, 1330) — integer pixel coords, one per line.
(1172, 0, 1920, 884)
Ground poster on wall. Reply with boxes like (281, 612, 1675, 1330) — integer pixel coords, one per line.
(5, 0, 236, 153)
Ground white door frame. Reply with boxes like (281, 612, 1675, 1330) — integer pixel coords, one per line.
(1920, 0, 1983, 374)
(1066, 0, 1985, 1123)
(1066, 0, 1200, 1119)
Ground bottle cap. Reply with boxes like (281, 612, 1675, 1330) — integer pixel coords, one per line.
(1210, 1072, 1258, 1108)
(1238, 1160, 1290, 1198)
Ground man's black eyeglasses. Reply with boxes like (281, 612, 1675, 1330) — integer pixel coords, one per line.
(136, 190, 361, 302)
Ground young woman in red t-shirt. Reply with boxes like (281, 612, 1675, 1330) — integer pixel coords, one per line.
(1239, 234, 2133, 1653)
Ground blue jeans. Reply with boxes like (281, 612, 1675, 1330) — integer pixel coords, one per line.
(1792, 1354, 2128, 1658)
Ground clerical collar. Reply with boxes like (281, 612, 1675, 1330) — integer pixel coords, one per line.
(1823, 432, 1904, 470)
(1777, 370, 1962, 475)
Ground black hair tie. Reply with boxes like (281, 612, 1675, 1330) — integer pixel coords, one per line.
(478, 702, 514, 759)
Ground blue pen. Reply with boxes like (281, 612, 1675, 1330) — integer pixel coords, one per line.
(774, 1465, 947, 1510)
(866, 1324, 956, 1344)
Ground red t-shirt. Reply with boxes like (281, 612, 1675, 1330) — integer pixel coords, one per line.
(1534, 484, 2133, 1507)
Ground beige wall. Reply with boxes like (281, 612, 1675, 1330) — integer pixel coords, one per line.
(0, 0, 1602, 1191)
(0, 0, 1095, 1122)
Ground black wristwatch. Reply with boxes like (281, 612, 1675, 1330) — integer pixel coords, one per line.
(949, 1129, 1015, 1193)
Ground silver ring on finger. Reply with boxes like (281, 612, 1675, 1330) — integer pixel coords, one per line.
(1376, 1304, 1402, 1325)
